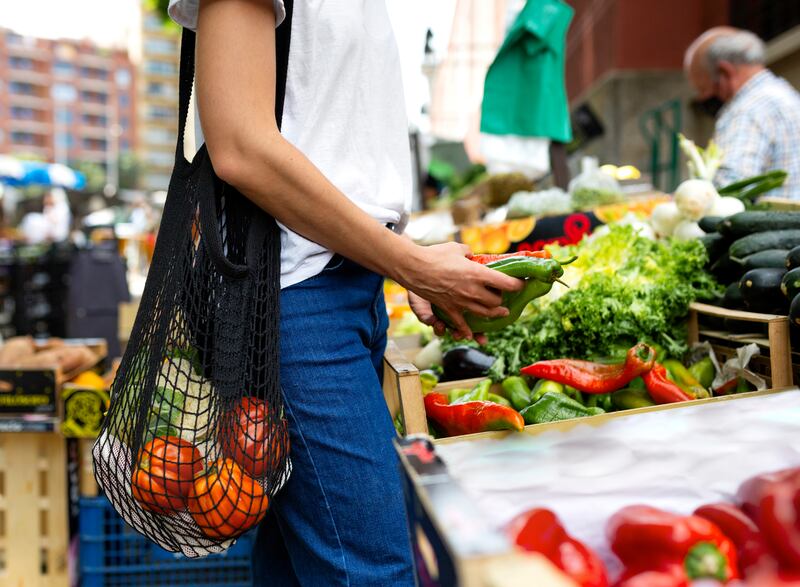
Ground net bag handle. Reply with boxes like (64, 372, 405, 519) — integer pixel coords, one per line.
(173, 2, 294, 279)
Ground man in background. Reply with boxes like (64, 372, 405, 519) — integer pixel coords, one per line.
(685, 27, 800, 198)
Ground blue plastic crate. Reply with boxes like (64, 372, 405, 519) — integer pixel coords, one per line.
(79, 497, 255, 587)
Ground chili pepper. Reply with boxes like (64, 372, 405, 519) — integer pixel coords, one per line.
(423, 392, 524, 436)
(663, 359, 710, 399)
(469, 250, 552, 264)
(519, 392, 604, 425)
(688, 356, 716, 389)
(611, 387, 655, 410)
(607, 505, 739, 583)
(501, 376, 533, 411)
(694, 502, 775, 577)
(521, 343, 656, 394)
(433, 257, 567, 333)
(584, 392, 613, 412)
(531, 379, 564, 402)
(643, 364, 693, 404)
(737, 467, 800, 570)
(452, 379, 491, 404)
(486, 392, 511, 407)
(508, 508, 609, 587)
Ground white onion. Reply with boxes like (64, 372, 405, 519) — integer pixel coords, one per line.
(674, 179, 720, 221)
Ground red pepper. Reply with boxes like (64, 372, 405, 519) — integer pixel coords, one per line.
(616, 564, 689, 587)
(642, 364, 693, 404)
(607, 505, 739, 583)
(694, 502, 775, 577)
(521, 343, 656, 394)
(743, 568, 800, 586)
(508, 508, 609, 587)
(469, 250, 551, 264)
(737, 468, 800, 570)
(423, 392, 524, 436)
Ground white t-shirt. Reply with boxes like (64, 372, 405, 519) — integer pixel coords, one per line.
(168, 0, 412, 288)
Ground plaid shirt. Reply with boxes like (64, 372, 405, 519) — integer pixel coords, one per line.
(714, 70, 800, 199)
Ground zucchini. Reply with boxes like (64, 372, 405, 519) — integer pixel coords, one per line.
(698, 233, 729, 264)
(739, 268, 788, 314)
(786, 246, 800, 270)
(729, 230, 800, 260)
(782, 267, 800, 300)
(791, 293, 800, 328)
(698, 216, 723, 233)
(719, 211, 800, 238)
(737, 249, 788, 270)
(722, 282, 745, 310)
(710, 252, 746, 285)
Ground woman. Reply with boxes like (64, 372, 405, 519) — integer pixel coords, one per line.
(168, 0, 521, 584)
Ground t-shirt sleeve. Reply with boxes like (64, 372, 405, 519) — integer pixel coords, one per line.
(168, 0, 286, 30)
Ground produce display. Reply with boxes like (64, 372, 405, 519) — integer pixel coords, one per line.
(504, 465, 800, 587)
(0, 335, 100, 377)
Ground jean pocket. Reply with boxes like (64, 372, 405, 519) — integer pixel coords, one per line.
(322, 254, 345, 273)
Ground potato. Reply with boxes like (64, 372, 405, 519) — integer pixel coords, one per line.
(0, 336, 35, 367)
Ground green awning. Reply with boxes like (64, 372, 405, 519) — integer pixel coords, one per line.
(480, 0, 574, 143)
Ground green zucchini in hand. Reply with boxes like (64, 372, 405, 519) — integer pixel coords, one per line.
(736, 249, 788, 270)
(781, 267, 800, 300)
(729, 230, 800, 260)
(739, 267, 788, 314)
(698, 216, 724, 233)
(786, 246, 800, 270)
(719, 211, 800, 238)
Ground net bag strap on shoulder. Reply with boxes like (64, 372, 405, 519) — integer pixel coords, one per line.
(92, 1, 295, 557)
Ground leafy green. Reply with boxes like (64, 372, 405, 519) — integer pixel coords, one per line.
(445, 225, 721, 379)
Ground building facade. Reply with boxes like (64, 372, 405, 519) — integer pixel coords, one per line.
(0, 28, 137, 177)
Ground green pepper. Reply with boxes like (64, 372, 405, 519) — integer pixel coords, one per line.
(520, 392, 605, 425)
(487, 393, 512, 407)
(584, 392, 614, 412)
(393, 413, 405, 435)
(663, 359, 710, 399)
(612, 387, 656, 410)
(563, 385, 583, 403)
(502, 376, 533, 411)
(452, 379, 491, 404)
(736, 376, 753, 394)
(433, 257, 566, 333)
(419, 370, 439, 394)
(627, 376, 646, 392)
(447, 388, 472, 403)
(688, 357, 715, 389)
(531, 379, 564, 402)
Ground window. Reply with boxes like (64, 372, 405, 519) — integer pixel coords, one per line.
(146, 81, 176, 98)
(145, 60, 177, 76)
(119, 94, 129, 107)
(56, 109, 73, 124)
(146, 128, 173, 144)
(144, 38, 177, 55)
(10, 106, 37, 120)
(115, 69, 131, 87)
(147, 105, 174, 122)
(120, 139, 131, 151)
(5, 33, 24, 46)
(82, 137, 107, 151)
(9, 81, 36, 96)
(56, 133, 74, 148)
(146, 151, 174, 166)
(120, 116, 129, 130)
(80, 90, 107, 104)
(144, 13, 163, 31)
(53, 61, 74, 76)
(52, 83, 77, 102)
(81, 113, 107, 126)
(81, 66, 108, 80)
(10, 131, 39, 146)
(9, 56, 35, 70)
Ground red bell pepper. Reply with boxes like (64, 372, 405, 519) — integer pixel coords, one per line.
(521, 343, 656, 394)
(743, 568, 800, 586)
(469, 250, 551, 264)
(508, 508, 609, 587)
(615, 564, 689, 587)
(694, 502, 775, 577)
(607, 505, 739, 583)
(423, 392, 524, 436)
(642, 364, 693, 404)
(737, 467, 800, 570)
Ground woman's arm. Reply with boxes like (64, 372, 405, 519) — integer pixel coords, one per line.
(195, 0, 520, 339)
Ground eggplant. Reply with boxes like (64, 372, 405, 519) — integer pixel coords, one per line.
(441, 346, 496, 381)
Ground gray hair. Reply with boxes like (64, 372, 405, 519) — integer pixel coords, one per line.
(705, 31, 766, 75)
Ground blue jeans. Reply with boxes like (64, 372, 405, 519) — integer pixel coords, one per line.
(252, 257, 414, 586)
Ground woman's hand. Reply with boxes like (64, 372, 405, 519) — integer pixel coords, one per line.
(396, 243, 523, 341)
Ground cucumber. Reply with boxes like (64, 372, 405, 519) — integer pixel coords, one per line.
(782, 267, 800, 300)
(739, 268, 788, 314)
(698, 233, 729, 264)
(737, 249, 788, 270)
(710, 252, 746, 285)
(722, 281, 745, 310)
(698, 216, 723, 233)
(791, 293, 800, 328)
(729, 230, 800, 260)
(719, 212, 800, 238)
(786, 246, 800, 270)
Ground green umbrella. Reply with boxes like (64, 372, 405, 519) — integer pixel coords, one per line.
(480, 0, 573, 143)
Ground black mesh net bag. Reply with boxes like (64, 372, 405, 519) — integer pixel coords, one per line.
(92, 9, 293, 557)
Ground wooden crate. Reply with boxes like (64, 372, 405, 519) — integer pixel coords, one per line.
(0, 432, 69, 586)
(383, 340, 428, 435)
(687, 302, 793, 388)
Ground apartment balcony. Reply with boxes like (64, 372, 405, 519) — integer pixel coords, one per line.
(79, 149, 107, 162)
(80, 101, 108, 115)
(8, 93, 50, 109)
(79, 77, 111, 92)
(80, 126, 107, 139)
(76, 53, 113, 70)
(6, 42, 49, 61)
(7, 68, 50, 86)
(9, 119, 52, 134)
(8, 145, 51, 158)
